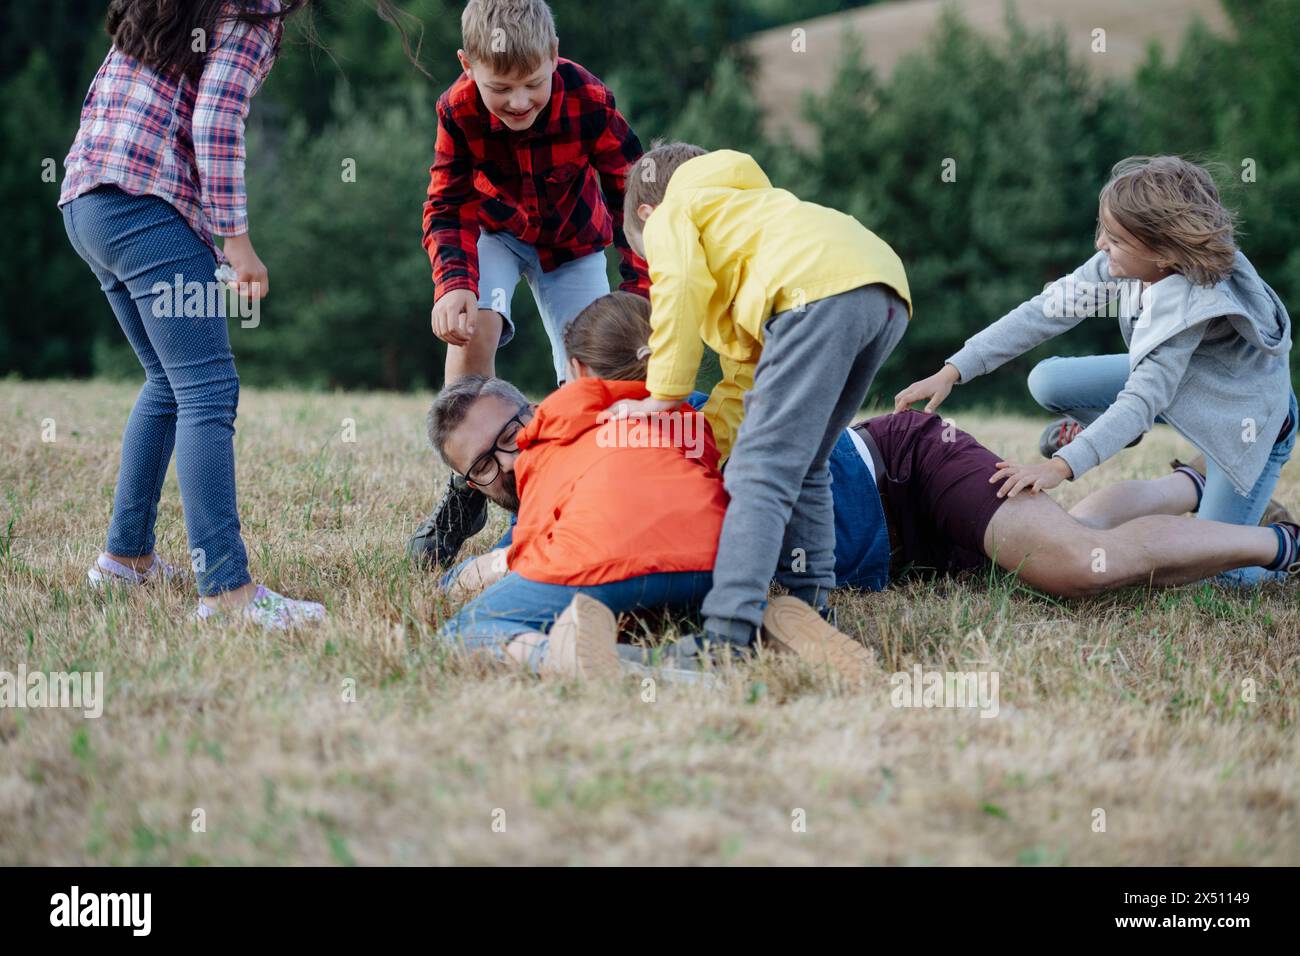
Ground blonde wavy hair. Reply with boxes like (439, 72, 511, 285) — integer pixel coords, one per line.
(1099, 156, 1239, 286)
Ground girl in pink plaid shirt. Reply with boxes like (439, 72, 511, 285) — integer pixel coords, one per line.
(59, 0, 320, 627)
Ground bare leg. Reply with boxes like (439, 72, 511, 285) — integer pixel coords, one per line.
(983, 492, 1279, 598)
(443, 309, 505, 385)
(504, 632, 547, 667)
(1068, 472, 1199, 530)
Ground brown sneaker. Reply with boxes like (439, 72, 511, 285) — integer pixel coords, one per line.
(1170, 454, 1294, 525)
(759, 596, 875, 684)
(539, 594, 621, 681)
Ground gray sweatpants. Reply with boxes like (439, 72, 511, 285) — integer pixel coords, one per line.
(701, 283, 908, 642)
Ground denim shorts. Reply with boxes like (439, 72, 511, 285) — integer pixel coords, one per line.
(474, 230, 610, 383)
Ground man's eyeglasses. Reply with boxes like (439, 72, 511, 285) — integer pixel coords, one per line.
(462, 403, 531, 486)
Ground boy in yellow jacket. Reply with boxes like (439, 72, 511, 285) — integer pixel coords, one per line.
(607, 142, 911, 663)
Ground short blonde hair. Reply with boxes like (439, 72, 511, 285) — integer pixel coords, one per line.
(623, 140, 708, 248)
(461, 0, 557, 77)
(1099, 156, 1238, 286)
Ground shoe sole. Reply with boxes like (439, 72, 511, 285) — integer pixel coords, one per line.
(544, 594, 620, 681)
(760, 596, 874, 683)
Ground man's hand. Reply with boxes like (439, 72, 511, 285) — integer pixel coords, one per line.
(432, 289, 481, 345)
(894, 363, 960, 413)
(221, 232, 269, 299)
(990, 457, 1072, 499)
(445, 549, 509, 599)
(601, 396, 679, 420)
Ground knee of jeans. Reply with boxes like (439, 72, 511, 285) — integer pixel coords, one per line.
(174, 372, 239, 419)
(437, 618, 515, 661)
(1026, 358, 1068, 412)
(140, 374, 178, 412)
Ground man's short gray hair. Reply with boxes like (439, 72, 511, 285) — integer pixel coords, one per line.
(426, 375, 529, 466)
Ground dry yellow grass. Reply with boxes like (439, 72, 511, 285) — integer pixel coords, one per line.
(1, 378, 1297, 865)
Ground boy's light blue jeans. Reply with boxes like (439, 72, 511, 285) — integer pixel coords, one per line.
(475, 230, 611, 383)
(1028, 354, 1298, 586)
(439, 570, 713, 671)
(62, 186, 251, 596)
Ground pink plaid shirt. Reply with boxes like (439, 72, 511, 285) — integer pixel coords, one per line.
(59, 1, 283, 255)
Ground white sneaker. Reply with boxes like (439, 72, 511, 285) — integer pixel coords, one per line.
(87, 553, 181, 589)
(193, 584, 326, 630)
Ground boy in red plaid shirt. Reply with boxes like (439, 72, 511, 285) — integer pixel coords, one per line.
(411, 0, 650, 569)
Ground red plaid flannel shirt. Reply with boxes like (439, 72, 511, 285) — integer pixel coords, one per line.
(59, 1, 282, 255)
(422, 58, 650, 300)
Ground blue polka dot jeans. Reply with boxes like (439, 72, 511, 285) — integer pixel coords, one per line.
(62, 185, 251, 596)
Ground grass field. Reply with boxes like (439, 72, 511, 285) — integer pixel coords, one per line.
(1, 378, 1297, 866)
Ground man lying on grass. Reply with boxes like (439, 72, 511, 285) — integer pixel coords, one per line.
(427, 370, 872, 681)
(426, 293, 1299, 679)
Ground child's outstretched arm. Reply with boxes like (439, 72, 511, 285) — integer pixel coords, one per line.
(989, 323, 1210, 499)
(422, 101, 483, 326)
(1049, 323, 1210, 482)
(590, 95, 651, 297)
(896, 251, 1114, 413)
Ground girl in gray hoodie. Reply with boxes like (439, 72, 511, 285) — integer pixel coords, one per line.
(896, 156, 1298, 585)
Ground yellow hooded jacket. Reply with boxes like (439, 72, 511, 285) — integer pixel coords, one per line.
(643, 149, 912, 458)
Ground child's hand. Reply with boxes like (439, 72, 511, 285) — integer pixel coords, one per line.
(601, 397, 679, 421)
(432, 289, 480, 345)
(990, 458, 1072, 498)
(220, 233, 269, 299)
(894, 364, 960, 413)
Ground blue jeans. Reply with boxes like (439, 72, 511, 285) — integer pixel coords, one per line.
(439, 570, 713, 670)
(475, 230, 610, 384)
(1028, 354, 1298, 586)
(62, 186, 250, 596)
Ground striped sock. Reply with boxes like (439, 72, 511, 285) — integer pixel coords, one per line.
(1170, 463, 1206, 511)
(1265, 522, 1300, 573)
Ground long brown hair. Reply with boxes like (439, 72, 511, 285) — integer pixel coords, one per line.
(106, 1, 427, 83)
(563, 292, 654, 382)
(1099, 156, 1239, 286)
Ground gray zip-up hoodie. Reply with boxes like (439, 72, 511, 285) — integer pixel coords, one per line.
(946, 250, 1293, 495)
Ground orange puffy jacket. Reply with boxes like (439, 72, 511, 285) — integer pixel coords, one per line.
(507, 378, 729, 586)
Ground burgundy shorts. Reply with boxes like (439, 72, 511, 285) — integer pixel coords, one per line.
(859, 410, 1006, 579)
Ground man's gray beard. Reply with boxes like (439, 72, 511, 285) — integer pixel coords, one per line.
(486, 472, 520, 513)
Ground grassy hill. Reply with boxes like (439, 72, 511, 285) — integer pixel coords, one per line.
(746, 0, 1230, 145)
(1, 379, 1296, 865)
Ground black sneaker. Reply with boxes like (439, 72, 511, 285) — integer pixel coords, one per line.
(407, 474, 488, 570)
